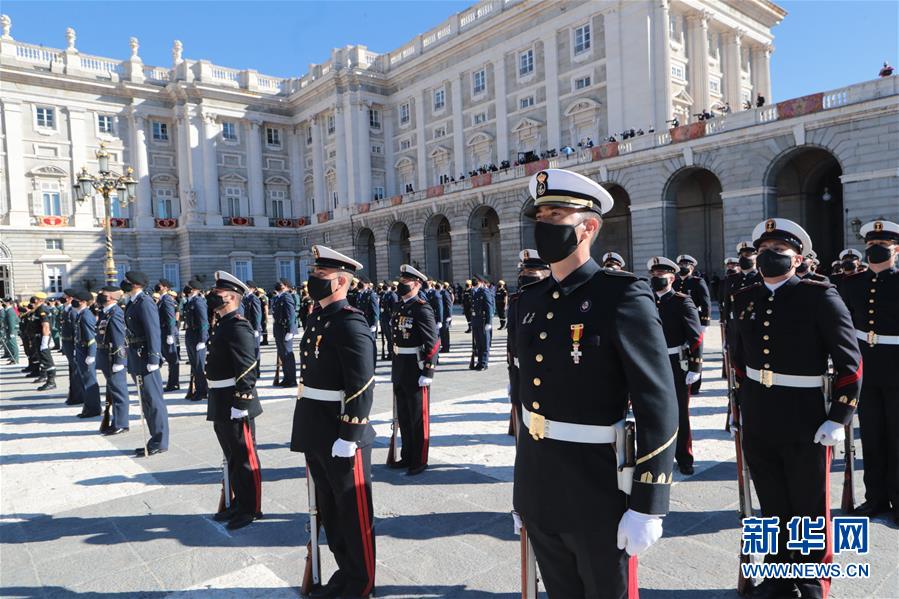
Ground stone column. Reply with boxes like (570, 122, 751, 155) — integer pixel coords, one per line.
(494, 57, 509, 164)
(246, 119, 267, 225)
(451, 74, 465, 178)
(185, 104, 206, 225)
(340, 94, 356, 204)
(687, 12, 711, 114)
(127, 108, 153, 229)
(415, 91, 428, 190)
(652, 0, 674, 129)
(382, 108, 396, 196)
(287, 125, 306, 217)
(174, 105, 193, 225)
(1, 100, 29, 226)
(67, 108, 95, 228)
(449, 229, 470, 285)
(355, 98, 372, 204)
(373, 240, 388, 282)
(334, 102, 348, 207)
(756, 44, 773, 101)
(724, 30, 744, 110)
(311, 116, 325, 213)
(543, 34, 561, 151)
(199, 110, 221, 225)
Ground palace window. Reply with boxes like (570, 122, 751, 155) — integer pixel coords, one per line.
(434, 125, 446, 139)
(574, 75, 592, 90)
(44, 264, 65, 294)
(269, 189, 287, 218)
(373, 186, 385, 201)
(473, 112, 487, 125)
(433, 88, 446, 111)
(97, 114, 114, 134)
(327, 114, 336, 135)
(36, 106, 55, 129)
(162, 263, 181, 289)
(473, 69, 486, 95)
(519, 49, 534, 77)
(155, 189, 174, 219)
(369, 108, 381, 129)
(232, 259, 252, 282)
(399, 103, 410, 125)
(41, 183, 62, 216)
(574, 24, 591, 55)
(266, 127, 281, 147)
(45, 239, 63, 250)
(519, 96, 535, 110)
(152, 121, 168, 142)
(222, 122, 238, 142)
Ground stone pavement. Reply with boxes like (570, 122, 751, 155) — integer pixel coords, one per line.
(1, 318, 896, 598)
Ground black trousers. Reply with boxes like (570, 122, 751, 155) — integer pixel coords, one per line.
(163, 341, 180, 388)
(213, 418, 262, 517)
(439, 318, 451, 352)
(669, 357, 693, 468)
(526, 520, 636, 599)
(380, 319, 394, 359)
(742, 434, 833, 599)
(306, 446, 376, 598)
(394, 382, 429, 468)
(858, 383, 899, 509)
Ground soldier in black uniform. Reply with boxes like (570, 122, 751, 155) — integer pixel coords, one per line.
(290, 246, 376, 598)
(469, 275, 495, 370)
(157, 279, 180, 392)
(390, 264, 440, 475)
(299, 284, 314, 330)
(272, 280, 298, 387)
(647, 257, 703, 475)
(379, 282, 397, 360)
(461, 280, 473, 333)
(357, 277, 380, 367)
(798, 250, 828, 283)
(836, 249, 863, 292)
(507, 249, 550, 438)
(839, 220, 899, 523)
(32, 293, 57, 390)
(731, 218, 862, 599)
(241, 280, 263, 377)
(96, 286, 129, 435)
(601, 251, 626, 270)
(205, 271, 263, 531)
(495, 280, 508, 329)
(673, 254, 711, 393)
(514, 168, 678, 598)
(258, 288, 270, 345)
(183, 281, 209, 401)
(439, 282, 454, 353)
(71, 289, 102, 418)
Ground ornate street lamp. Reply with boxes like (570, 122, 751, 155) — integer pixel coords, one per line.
(73, 143, 138, 285)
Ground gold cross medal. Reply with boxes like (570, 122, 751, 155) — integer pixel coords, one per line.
(314, 335, 323, 359)
(570, 324, 584, 364)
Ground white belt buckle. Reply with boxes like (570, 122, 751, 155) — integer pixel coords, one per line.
(868, 331, 878, 347)
(759, 368, 774, 388)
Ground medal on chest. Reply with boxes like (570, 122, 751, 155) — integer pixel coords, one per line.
(314, 335, 323, 359)
(570, 323, 584, 364)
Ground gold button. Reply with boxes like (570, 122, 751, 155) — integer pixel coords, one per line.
(869, 320, 875, 325)
(763, 349, 770, 354)
(869, 299, 874, 304)
(763, 321, 770, 327)
(871, 289, 876, 293)
(536, 354, 544, 362)
(539, 332, 547, 340)
(546, 312, 554, 320)
(311, 327, 316, 331)
(869, 309, 874, 314)
(764, 363, 771, 368)
(768, 296, 774, 302)
(766, 309, 772, 314)
(304, 351, 308, 356)
(533, 377, 541, 386)
(763, 335, 769, 340)
(552, 291, 560, 299)
(532, 401, 540, 409)
(302, 364, 307, 369)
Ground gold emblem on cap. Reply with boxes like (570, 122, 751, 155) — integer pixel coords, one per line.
(523, 250, 531, 259)
(874, 221, 883, 232)
(765, 219, 777, 233)
(535, 171, 548, 197)
(312, 246, 320, 258)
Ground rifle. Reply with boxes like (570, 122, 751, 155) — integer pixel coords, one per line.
(301, 470, 322, 595)
(386, 392, 399, 466)
(273, 355, 281, 387)
(100, 383, 112, 432)
(217, 455, 232, 513)
(134, 374, 149, 457)
(721, 321, 732, 432)
(827, 361, 857, 513)
(727, 364, 755, 596)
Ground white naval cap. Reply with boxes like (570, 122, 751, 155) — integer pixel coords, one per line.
(525, 168, 614, 217)
(213, 270, 250, 295)
(312, 245, 363, 271)
(736, 240, 756, 254)
(646, 256, 679, 272)
(860, 219, 899, 242)
(676, 254, 697, 265)
(399, 264, 428, 282)
(724, 257, 740, 266)
(601, 251, 625, 267)
(752, 218, 813, 254)
(839, 248, 863, 260)
(518, 249, 549, 269)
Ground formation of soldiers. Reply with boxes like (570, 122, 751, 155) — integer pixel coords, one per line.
(2, 165, 896, 599)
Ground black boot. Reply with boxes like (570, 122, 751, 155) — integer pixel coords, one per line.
(38, 375, 57, 391)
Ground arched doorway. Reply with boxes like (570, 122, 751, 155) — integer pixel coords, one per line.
(0, 242, 12, 298)
(665, 168, 724, 276)
(520, 197, 536, 251)
(387, 221, 411, 277)
(355, 228, 377, 279)
(593, 184, 633, 268)
(766, 147, 843, 265)
(469, 205, 501, 279)
(424, 215, 453, 283)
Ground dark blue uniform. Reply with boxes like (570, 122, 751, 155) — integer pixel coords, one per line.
(125, 291, 169, 452)
(358, 287, 380, 367)
(159, 293, 180, 390)
(184, 293, 209, 400)
(379, 289, 397, 359)
(440, 286, 453, 352)
(240, 291, 263, 376)
(61, 304, 82, 405)
(272, 291, 297, 386)
(74, 307, 102, 416)
(98, 303, 129, 430)
(470, 285, 495, 369)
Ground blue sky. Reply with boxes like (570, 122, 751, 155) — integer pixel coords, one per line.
(3, 1, 897, 101)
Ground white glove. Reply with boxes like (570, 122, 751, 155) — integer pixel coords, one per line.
(437, 322, 442, 329)
(685, 371, 701, 386)
(331, 438, 357, 458)
(230, 407, 250, 420)
(166, 335, 174, 345)
(254, 331, 261, 339)
(486, 324, 492, 331)
(616, 509, 663, 557)
(447, 318, 452, 325)
(418, 376, 432, 387)
(701, 326, 708, 334)
(370, 325, 377, 333)
(40, 336, 50, 350)
(112, 364, 125, 373)
(814, 420, 845, 446)
(85, 356, 95, 365)
(196, 342, 206, 351)
(285, 333, 294, 343)
(146, 363, 160, 373)
(512, 511, 523, 535)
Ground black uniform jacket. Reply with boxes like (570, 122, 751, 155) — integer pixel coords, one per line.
(506, 291, 522, 408)
(205, 310, 262, 422)
(391, 295, 440, 382)
(291, 300, 376, 453)
(673, 275, 712, 326)
(722, 270, 762, 321)
(839, 266, 898, 387)
(731, 276, 862, 443)
(512, 259, 678, 529)
(656, 290, 703, 373)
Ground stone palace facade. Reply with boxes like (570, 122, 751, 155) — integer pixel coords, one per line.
(1, 0, 897, 296)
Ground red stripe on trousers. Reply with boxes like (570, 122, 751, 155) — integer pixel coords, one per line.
(421, 386, 430, 465)
(835, 360, 862, 389)
(821, 445, 833, 599)
(628, 555, 639, 599)
(353, 449, 375, 596)
(243, 420, 262, 514)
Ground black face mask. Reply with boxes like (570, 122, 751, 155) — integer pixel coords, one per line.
(726, 268, 738, 276)
(71, 300, 82, 309)
(650, 276, 670, 292)
(306, 275, 335, 301)
(738, 256, 755, 271)
(120, 280, 133, 292)
(841, 260, 857, 273)
(678, 266, 691, 276)
(96, 293, 108, 306)
(396, 282, 413, 297)
(795, 263, 809, 275)
(518, 275, 541, 287)
(534, 221, 582, 264)
(207, 293, 225, 311)
(865, 244, 893, 264)
(757, 250, 795, 278)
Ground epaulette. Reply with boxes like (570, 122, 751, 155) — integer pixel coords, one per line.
(415, 298, 426, 304)
(342, 305, 363, 314)
(799, 278, 833, 288)
(844, 270, 866, 279)
(674, 292, 690, 299)
(601, 267, 638, 278)
(234, 313, 246, 320)
(733, 282, 762, 297)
